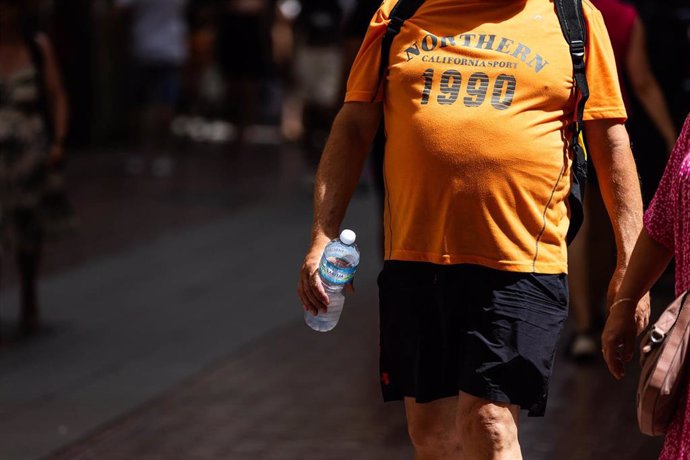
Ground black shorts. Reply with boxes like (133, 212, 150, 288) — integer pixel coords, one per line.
(378, 261, 569, 417)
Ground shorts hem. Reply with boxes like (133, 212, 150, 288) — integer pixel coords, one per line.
(382, 387, 547, 417)
(459, 384, 546, 417)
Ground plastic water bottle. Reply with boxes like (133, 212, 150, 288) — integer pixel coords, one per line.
(305, 229, 360, 332)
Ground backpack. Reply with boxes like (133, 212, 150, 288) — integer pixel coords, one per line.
(373, 0, 590, 245)
(637, 291, 690, 436)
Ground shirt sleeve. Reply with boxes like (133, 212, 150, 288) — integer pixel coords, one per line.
(582, 5, 627, 122)
(344, 1, 396, 103)
(643, 114, 690, 250)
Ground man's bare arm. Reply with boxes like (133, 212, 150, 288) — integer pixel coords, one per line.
(584, 120, 644, 302)
(298, 102, 383, 314)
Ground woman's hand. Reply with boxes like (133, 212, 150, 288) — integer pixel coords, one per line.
(601, 295, 650, 379)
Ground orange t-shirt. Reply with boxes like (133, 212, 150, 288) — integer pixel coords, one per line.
(346, 0, 626, 274)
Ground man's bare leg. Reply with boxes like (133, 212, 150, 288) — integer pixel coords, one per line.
(458, 392, 521, 460)
(404, 396, 463, 460)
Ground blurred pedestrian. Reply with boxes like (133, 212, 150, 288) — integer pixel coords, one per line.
(114, 0, 188, 177)
(595, 0, 676, 154)
(292, 0, 344, 174)
(182, 0, 222, 119)
(602, 113, 690, 459)
(216, 0, 275, 144)
(298, 0, 643, 457)
(567, 0, 677, 361)
(0, 0, 68, 336)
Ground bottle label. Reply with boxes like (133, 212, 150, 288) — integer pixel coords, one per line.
(319, 257, 356, 285)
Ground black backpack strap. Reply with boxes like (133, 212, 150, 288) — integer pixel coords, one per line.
(371, 0, 426, 101)
(555, 0, 590, 244)
(555, 0, 589, 142)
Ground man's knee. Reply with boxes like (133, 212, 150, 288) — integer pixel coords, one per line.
(459, 396, 518, 453)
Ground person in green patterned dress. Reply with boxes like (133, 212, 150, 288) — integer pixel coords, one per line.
(0, 0, 68, 337)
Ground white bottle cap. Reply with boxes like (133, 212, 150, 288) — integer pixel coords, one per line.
(340, 229, 356, 245)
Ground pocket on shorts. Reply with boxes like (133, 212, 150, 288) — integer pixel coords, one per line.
(485, 272, 569, 335)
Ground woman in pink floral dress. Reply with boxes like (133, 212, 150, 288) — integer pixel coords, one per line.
(602, 113, 690, 459)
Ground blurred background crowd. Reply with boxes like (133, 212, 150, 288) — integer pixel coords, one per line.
(10, 0, 690, 182)
(41, 0, 377, 161)
(37, 0, 690, 148)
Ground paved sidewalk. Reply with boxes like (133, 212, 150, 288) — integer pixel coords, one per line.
(47, 280, 411, 460)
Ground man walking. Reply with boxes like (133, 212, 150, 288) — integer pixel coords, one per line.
(298, 0, 643, 458)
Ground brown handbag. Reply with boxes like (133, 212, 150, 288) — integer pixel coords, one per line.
(638, 291, 690, 436)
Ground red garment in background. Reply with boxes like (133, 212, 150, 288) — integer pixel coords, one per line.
(590, 0, 638, 111)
